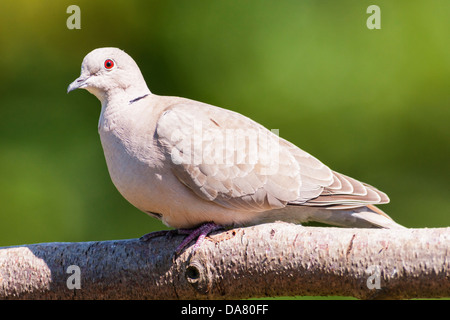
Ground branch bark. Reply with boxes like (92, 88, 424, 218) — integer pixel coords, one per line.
(0, 223, 448, 299)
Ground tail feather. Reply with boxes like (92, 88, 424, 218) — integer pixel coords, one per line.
(311, 205, 406, 229)
(254, 205, 406, 229)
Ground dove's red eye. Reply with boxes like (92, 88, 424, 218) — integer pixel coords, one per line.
(104, 59, 114, 69)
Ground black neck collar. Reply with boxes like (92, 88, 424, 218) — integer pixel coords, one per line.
(129, 94, 149, 104)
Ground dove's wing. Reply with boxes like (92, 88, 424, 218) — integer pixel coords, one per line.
(275, 138, 389, 209)
(156, 100, 389, 213)
(156, 101, 337, 212)
(292, 171, 390, 209)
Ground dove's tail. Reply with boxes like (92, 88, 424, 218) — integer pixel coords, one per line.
(248, 204, 406, 229)
(306, 204, 406, 229)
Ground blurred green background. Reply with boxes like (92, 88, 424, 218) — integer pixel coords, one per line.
(0, 0, 448, 250)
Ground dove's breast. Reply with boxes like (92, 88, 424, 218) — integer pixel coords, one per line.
(97, 99, 168, 214)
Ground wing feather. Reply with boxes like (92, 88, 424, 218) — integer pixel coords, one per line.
(156, 100, 389, 213)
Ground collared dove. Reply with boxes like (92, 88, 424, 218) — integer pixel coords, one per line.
(68, 48, 404, 252)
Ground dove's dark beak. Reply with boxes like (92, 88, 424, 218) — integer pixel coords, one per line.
(67, 75, 91, 93)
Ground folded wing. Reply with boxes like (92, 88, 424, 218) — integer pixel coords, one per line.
(156, 101, 388, 213)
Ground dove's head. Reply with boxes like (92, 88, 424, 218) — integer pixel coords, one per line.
(68, 47, 150, 104)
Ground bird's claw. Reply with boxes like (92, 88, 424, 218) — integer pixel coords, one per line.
(140, 222, 223, 255)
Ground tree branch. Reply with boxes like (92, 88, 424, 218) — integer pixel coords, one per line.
(0, 223, 448, 299)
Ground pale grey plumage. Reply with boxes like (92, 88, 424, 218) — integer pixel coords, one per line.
(68, 47, 404, 230)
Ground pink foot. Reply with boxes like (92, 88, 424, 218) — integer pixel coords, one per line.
(139, 222, 223, 254)
(175, 222, 223, 254)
